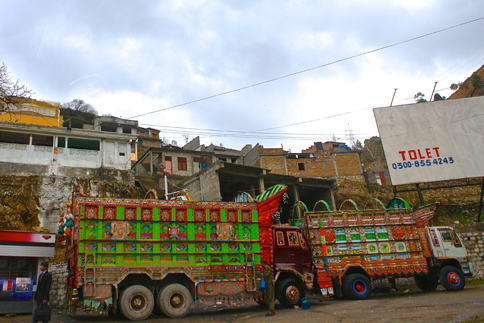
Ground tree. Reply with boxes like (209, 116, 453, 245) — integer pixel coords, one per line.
(0, 62, 34, 111)
(61, 99, 97, 115)
(351, 140, 363, 150)
(450, 82, 465, 91)
(433, 93, 446, 101)
(414, 92, 427, 103)
(160, 136, 169, 146)
(183, 133, 190, 144)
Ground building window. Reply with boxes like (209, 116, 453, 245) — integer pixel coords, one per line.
(298, 162, 305, 171)
(178, 157, 187, 171)
(31, 135, 53, 147)
(0, 131, 30, 145)
(67, 138, 100, 151)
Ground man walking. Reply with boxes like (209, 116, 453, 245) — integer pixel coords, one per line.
(32, 261, 52, 323)
(262, 261, 275, 316)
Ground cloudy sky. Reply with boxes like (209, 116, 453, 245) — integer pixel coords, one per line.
(1, 1, 483, 151)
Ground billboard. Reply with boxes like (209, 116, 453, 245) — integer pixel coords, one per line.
(373, 96, 484, 185)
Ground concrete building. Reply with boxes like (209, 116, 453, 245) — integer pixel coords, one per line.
(183, 136, 252, 164)
(134, 126, 163, 162)
(181, 161, 336, 221)
(0, 121, 137, 171)
(133, 137, 256, 199)
(245, 141, 364, 180)
(132, 145, 215, 198)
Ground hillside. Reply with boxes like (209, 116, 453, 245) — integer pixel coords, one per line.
(448, 63, 484, 99)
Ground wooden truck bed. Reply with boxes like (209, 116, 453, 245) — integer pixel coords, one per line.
(303, 204, 438, 278)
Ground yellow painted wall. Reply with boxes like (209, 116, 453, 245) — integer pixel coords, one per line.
(0, 98, 63, 127)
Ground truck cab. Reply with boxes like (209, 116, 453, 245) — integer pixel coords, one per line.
(428, 226, 473, 276)
(271, 225, 315, 307)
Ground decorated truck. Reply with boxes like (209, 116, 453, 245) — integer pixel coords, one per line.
(297, 198, 473, 300)
(63, 185, 323, 321)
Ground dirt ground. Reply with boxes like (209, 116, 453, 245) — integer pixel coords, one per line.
(2, 282, 484, 323)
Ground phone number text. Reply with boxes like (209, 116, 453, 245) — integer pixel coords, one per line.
(392, 157, 454, 170)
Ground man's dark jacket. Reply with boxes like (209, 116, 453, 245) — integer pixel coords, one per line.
(34, 271, 52, 302)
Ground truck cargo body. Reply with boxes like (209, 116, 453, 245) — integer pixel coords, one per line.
(65, 186, 306, 320)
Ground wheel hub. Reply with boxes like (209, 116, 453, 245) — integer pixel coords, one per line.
(447, 272, 460, 285)
(170, 293, 185, 309)
(130, 294, 147, 312)
(354, 281, 367, 294)
(286, 286, 300, 302)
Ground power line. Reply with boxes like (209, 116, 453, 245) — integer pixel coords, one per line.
(128, 16, 484, 120)
(139, 123, 376, 141)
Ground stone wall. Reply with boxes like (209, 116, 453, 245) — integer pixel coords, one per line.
(49, 262, 68, 308)
(455, 222, 484, 279)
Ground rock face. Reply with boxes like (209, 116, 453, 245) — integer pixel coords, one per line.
(0, 175, 41, 230)
(0, 172, 140, 232)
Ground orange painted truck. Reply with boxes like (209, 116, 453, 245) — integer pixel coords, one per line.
(296, 198, 473, 300)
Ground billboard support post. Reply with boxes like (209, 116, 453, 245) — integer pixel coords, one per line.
(416, 184, 425, 205)
(478, 177, 484, 223)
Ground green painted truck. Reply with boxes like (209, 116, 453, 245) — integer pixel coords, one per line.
(65, 185, 301, 321)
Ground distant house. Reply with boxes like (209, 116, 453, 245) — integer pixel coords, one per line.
(245, 141, 363, 180)
(0, 97, 63, 127)
(0, 120, 137, 171)
(134, 126, 163, 161)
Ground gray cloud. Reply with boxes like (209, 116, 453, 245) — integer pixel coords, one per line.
(1, 0, 484, 150)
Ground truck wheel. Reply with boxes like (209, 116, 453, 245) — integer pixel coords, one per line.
(415, 274, 438, 292)
(157, 284, 192, 318)
(343, 274, 372, 300)
(440, 266, 465, 291)
(276, 278, 304, 308)
(119, 285, 154, 321)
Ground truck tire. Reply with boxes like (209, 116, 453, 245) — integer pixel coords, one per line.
(276, 278, 304, 308)
(440, 266, 465, 291)
(415, 274, 438, 292)
(157, 284, 192, 318)
(343, 274, 372, 300)
(119, 285, 154, 321)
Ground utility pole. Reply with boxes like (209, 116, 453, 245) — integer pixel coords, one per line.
(390, 88, 398, 106)
(429, 82, 438, 102)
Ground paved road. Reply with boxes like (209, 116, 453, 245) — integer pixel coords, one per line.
(2, 284, 484, 323)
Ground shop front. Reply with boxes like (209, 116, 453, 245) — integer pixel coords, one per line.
(0, 230, 56, 314)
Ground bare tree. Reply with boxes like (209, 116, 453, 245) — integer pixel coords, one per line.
(160, 136, 169, 146)
(0, 62, 34, 112)
(183, 133, 190, 144)
(61, 99, 98, 115)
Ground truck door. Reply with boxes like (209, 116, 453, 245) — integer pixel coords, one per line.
(434, 227, 466, 259)
(273, 228, 312, 273)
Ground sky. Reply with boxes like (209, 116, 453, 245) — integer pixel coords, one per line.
(1, 0, 484, 152)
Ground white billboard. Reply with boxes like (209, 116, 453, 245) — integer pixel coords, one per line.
(373, 96, 484, 185)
